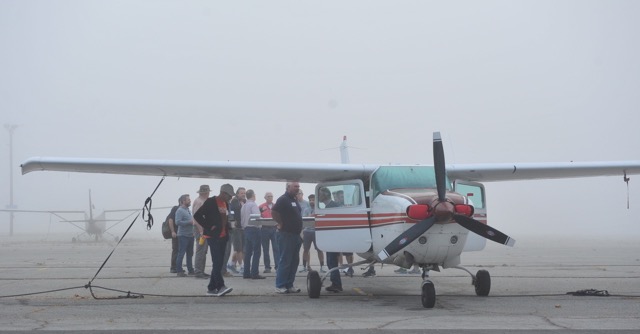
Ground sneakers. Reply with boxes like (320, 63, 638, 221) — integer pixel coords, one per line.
(227, 264, 239, 274)
(187, 271, 196, 276)
(394, 268, 407, 274)
(287, 286, 301, 293)
(362, 269, 376, 278)
(177, 271, 187, 277)
(263, 268, 272, 274)
(251, 275, 266, 279)
(298, 267, 308, 273)
(319, 267, 327, 273)
(170, 269, 177, 274)
(275, 287, 289, 294)
(325, 284, 343, 293)
(407, 268, 421, 274)
(207, 286, 233, 297)
(223, 271, 234, 277)
(217, 286, 233, 296)
(346, 267, 354, 277)
(195, 272, 210, 279)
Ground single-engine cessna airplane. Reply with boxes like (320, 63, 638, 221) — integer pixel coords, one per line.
(20, 132, 640, 307)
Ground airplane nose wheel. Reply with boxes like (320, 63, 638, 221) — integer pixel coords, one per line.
(307, 270, 321, 298)
(474, 269, 491, 296)
(421, 280, 436, 308)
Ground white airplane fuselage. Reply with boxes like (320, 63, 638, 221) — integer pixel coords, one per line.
(315, 186, 482, 269)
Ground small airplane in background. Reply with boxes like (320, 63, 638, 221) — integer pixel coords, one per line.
(20, 132, 640, 307)
(2, 189, 143, 243)
(63, 189, 139, 243)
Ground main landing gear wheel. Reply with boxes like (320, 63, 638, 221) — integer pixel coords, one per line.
(421, 280, 436, 308)
(474, 269, 491, 296)
(307, 270, 321, 299)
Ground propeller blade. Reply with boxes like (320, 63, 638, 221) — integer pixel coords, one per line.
(377, 216, 436, 261)
(433, 132, 446, 202)
(453, 215, 516, 247)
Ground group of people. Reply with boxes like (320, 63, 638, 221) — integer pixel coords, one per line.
(167, 181, 320, 296)
(167, 181, 424, 297)
(166, 184, 238, 296)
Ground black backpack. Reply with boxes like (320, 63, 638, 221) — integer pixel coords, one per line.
(162, 206, 179, 239)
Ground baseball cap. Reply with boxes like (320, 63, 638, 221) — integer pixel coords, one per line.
(220, 184, 235, 198)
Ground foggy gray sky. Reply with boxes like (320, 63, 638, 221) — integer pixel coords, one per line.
(1, 1, 639, 238)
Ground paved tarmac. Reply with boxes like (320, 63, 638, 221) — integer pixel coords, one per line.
(1, 233, 639, 333)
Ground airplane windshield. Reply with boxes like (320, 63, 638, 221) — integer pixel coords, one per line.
(371, 166, 451, 198)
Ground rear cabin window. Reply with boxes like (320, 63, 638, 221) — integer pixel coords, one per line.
(454, 183, 485, 209)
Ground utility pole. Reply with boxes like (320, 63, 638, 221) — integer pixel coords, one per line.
(5, 124, 18, 236)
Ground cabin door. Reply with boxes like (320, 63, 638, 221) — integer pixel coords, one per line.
(314, 180, 371, 253)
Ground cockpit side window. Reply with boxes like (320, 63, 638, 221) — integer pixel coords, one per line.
(316, 183, 363, 210)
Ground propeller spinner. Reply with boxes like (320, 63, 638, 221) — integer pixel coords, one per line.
(377, 132, 515, 261)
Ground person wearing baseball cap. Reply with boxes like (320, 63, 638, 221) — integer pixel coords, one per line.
(193, 183, 236, 297)
(220, 184, 235, 198)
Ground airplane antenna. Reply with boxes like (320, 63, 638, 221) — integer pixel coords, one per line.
(319, 136, 364, 163)
(340, 135, 349, 164)
(624, 170, 630, 209)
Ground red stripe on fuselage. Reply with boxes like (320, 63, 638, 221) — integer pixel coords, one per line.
(315, 213, 369, 230)
(314, 212, 484, 231)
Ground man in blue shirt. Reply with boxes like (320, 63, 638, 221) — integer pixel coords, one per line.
(272, 182, 303, 294)
(175, 194, 194, 277)
(241, 189, 265, 279)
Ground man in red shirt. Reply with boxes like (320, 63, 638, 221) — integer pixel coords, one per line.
(259, 192, 278, 273)
(193, 184, 236, 297)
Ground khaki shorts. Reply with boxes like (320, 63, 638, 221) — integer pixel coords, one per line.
(231, 228, 244, 252)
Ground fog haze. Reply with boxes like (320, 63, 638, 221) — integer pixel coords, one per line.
(1, 1, 639, 238)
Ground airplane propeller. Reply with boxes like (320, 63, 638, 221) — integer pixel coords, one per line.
(377, 132, 515, 261)
(452, 215, 515, 246)
(377, 216, 436, 261)
(433, 132, 447, 202)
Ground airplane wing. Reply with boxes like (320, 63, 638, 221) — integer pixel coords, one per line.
(447, 161, 640, 182)
(21, 157, 640, 183)
(0, 209, 85, 214)
(0, 209, 85, 221)
(21, 157, 378, 183)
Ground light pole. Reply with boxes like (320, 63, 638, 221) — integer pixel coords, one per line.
(5, 124, 18, 236)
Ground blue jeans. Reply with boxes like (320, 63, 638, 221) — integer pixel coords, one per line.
(243, 227, 262, 277)
(275, 230, 302, 289)
(207, 237, 227, 291)
(176, 235, 194, 273)
(170, 236, 178, 271)
(327, 252, 342, 288)
(261, 226, 279, 270)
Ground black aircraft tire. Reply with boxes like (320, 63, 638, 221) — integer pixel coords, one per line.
(475, 269, 491, 296)
(307, 270, 321, 299)
(421, 280, 436, 308)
